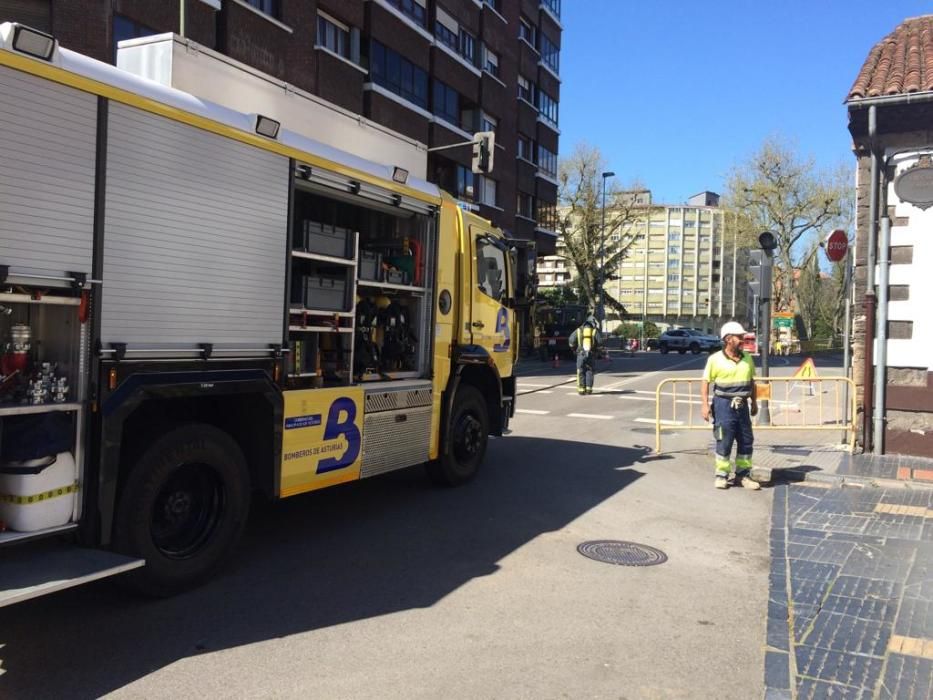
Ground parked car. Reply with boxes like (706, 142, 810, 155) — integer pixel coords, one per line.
(658, 328, 722, 354)
(645, 337, 659, 351)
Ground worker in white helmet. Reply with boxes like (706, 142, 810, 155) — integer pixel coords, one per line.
(700, 321, 761, 490)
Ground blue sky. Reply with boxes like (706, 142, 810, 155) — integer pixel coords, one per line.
(559, 1, 930, 205)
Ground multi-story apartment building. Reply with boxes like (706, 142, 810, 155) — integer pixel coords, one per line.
(1, 0, 562, 253)
(539, 191, 750, 331)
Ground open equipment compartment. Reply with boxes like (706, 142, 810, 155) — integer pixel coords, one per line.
(289, 173, 435, 388)
(0, 284, 89, 539)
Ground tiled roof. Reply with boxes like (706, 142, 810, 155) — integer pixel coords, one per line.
(848, 15, 933, 100)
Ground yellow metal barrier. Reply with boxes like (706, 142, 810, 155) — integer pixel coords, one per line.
(654, 376, 857, 454)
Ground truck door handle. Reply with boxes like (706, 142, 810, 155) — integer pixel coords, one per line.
(472, 321, 485, 329)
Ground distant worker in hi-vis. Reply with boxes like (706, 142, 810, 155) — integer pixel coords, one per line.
(569, 314, 600, 395)
(700, 321, 762, 491)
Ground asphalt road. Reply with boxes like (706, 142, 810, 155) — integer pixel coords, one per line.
(0, 351, 821, 699)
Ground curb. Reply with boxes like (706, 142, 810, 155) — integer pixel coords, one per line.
(763, 466, 933, 491)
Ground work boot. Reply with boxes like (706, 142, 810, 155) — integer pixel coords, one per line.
(577, 390, 586, 395)
(735, 471, 761, 490)
(714, 475, 728, 489)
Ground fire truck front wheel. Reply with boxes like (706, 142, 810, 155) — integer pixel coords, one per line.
(113, 424, 251, 597)
(429, 384, 489, 486)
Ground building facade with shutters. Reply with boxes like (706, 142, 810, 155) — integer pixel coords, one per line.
(0, 0, 562, 253)
(537, 191, 750, 332)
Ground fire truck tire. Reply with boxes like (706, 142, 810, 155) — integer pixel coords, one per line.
(429, 384, 489, 486)
(113, 424, 251, 597)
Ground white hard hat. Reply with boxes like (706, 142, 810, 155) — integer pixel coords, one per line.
(720, 321, 747, 339)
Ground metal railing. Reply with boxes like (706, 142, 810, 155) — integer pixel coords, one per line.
(654, 376, 857, 453)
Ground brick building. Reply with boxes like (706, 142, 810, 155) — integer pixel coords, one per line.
(847, 15, 933, 457)
(0, 0, 562, 253)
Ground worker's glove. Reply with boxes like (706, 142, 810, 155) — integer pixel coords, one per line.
(730, 397, 745, 410)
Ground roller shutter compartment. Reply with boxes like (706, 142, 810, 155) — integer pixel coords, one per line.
(0, 65, 96, 279)
(101, 103, 289, 348)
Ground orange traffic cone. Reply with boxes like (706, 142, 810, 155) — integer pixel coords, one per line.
(552, 353, 560, 368)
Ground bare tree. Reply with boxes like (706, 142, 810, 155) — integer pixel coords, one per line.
(724, 136, 851, 315)
(557, 143, 651, 318)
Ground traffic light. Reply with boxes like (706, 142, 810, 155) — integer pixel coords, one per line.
(471, 131, 495, 175)
(748, 249, 764, 298)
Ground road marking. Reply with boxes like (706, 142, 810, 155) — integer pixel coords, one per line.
(516, 409, 550, 415)
(567, 413, 614, 420)
(617, 395, 656, 402)
(533, 390, 554, 394)
(634, 417, 684, 426)
(517, 382, 551, 388)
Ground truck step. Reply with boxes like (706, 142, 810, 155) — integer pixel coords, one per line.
(0, 542, 144, 608)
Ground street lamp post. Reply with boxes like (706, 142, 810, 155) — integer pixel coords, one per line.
(599, 171, 614, 329)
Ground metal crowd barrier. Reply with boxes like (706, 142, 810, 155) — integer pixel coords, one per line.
(653, 376, 857, 453)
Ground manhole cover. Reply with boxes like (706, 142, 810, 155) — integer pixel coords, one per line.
(577, 540, 667, 567)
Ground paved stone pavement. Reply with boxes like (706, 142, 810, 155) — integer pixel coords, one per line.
(765, 482, 933, 699)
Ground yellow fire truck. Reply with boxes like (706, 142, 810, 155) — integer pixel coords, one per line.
(0, 23, 525, 604)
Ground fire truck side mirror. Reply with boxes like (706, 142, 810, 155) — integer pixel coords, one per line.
(471, 131, 495, 175)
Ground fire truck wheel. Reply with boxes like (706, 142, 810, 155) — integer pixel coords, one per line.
(113, 424, 251, 597)
(429, 384, 489, 486)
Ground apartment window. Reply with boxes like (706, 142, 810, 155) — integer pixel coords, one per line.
(246, 0, 279, 17)
(483, 0, 502, 11)
(478, 176, 498, 207)
(668, 274, 680, 282)
(539, 33, 560, 73)
(517, 192, 534, 219)
(541, 0, 561, 18)
(434, 8, 458, 51)
(480, 111, 497, 133)
(537, 201, 558, 230)
(518, 75, 533, 103)
(460, 29, 476, 64)
(456, 164, 475, 201)
(538, 89, 559, 126)
(387, 0, 426, 27)
(369, 41, 429, 108)
(482, 45, 500, 77)
(435, 7, 476, 65)
(432, 80, 460, 124)
(517, 134, 533, 161)
(669, 232, 680, 240)
(537, 145, 557, 177)
(317, 12, 349, 58)
(667, 259, 679, 268)
(519, 17, 537, 46)
(669, 245, 680, 254)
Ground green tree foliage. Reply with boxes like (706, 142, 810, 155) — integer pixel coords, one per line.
(557, 143, 651, 319)
(537, 285, 580, 306)
(724, 136, 852, 317)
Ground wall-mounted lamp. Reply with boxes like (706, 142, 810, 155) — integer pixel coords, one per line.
(893, 154, 933, 210)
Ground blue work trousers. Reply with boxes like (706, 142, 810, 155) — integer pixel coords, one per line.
(712, 396, 754, 475)
(576, 352, 594, 393)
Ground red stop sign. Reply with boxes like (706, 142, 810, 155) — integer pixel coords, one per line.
(825, 229, 848, 262)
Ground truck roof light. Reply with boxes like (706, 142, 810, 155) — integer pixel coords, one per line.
(392, 166, 409, 184)
(254, 114, 280, 139)
(10, 24, 57, 61)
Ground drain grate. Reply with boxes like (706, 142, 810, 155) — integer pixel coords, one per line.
(577, 540, 667, 567)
